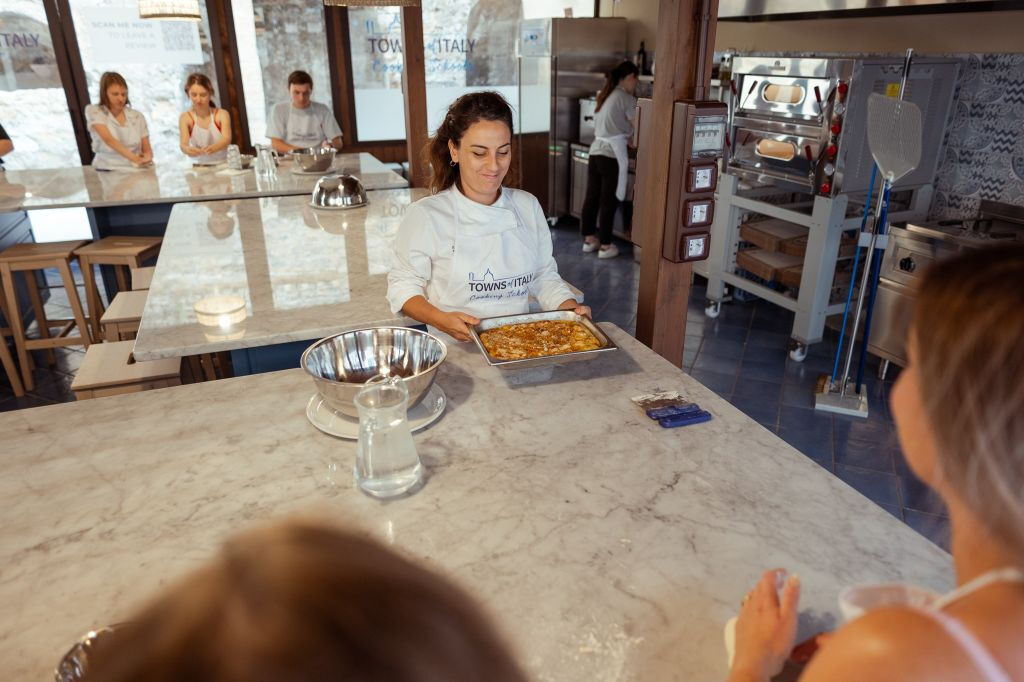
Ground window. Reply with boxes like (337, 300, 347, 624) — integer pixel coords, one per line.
(69, 0, 222, 165)
(0, 0, 81, 169)
(349, 1, 592, 142)
(232, 0, 335, 145)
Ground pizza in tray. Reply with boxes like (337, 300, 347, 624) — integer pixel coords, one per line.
(478, 320, 602, 361)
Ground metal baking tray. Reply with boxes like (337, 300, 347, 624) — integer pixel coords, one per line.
(470, 310, 618, 370)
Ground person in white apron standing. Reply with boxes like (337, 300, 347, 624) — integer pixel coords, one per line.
(725, 246, 1024, 682)
(266, 70, 343, 154)
(85, 72, 152, 171)
(580, 61, 638, 260)
(178, 73, 232, 165)
(388, 92, 589, 343)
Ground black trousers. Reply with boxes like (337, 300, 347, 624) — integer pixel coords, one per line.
(580, 154, 619, 246)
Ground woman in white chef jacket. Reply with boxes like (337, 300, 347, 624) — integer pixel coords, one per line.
(388, 91, 588, 343)
(178, 73, 232, 164)
(580, 61, 639, 260)
(85, 72, 153, 171)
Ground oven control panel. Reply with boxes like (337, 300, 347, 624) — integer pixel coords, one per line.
(664, 100, 729, 262)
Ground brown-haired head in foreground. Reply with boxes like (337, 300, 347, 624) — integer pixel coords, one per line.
(85, 520, 526, 682)
(287, 70, 313, 88)
(99, 72, 130, 110)
(912, 244, 1024, 560)
(424, 91, 515, 194)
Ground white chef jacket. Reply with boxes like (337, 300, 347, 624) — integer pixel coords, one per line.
(266, 101, 342, 149)
(85, 104, 149, 170)
(387, 186, 575, 320)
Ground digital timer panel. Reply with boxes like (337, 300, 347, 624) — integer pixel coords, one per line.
(691, 116, 727, 157)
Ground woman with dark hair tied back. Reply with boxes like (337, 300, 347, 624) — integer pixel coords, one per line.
(387, 91, 589, 343)
(728, 245, 1024, 682)
(580, 60, 639, 259)
(82, 519, 528, 682)
(178, 73, 232, 164)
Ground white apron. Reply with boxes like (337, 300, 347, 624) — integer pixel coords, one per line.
(432, 190, 535, 341)
(595, 133, 630, 201)
(187, 110, 226, 163)
(94, 114, 144, 171)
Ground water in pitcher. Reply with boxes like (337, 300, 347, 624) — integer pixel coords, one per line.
(354, 376, 422, 498)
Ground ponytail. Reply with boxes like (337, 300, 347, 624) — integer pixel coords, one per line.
(596, 60, 640, 113)
(423, 91, 515, 195)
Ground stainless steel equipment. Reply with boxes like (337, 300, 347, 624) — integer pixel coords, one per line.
(570, 143, 589, 218)
(728, 55, 959, 197)
(870, 200, 1024, 367)
(720, 0, 985, 20)
(517, 17, 627, 220)
(310, 174, 368, 210)
(698, 52, 961, 362)
(291, 147, 337, 173)
(579, 97, 597, 145)
(470, 310, 617, 370)
(301, 327, 446, 418)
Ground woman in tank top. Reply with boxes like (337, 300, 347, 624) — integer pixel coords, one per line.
(728, 245, 1024, 682)
(178, 73, 232, 165)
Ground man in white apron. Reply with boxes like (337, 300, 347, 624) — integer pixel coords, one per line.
(266, 70, 343, 154)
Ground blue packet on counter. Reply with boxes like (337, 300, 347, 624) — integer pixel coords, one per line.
(646, 402, 701, 420)
(658, 410, 713, 428)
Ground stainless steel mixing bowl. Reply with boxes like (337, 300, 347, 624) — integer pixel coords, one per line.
(292, 147, 336, 173)
(310, 173, 368, 210)
(301, 327, 447, 418)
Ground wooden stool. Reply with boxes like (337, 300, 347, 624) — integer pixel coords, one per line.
(100, 290, 148, 341)
(0, 288, 25, 397)
(182, 352, 234, 383)
(71, 340, 181, 400)
(130, 266, 155, 290)
(0, 240, 91, 392)
(75, 237, 161, 341)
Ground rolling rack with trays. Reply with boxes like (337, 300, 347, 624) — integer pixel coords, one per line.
(694, 53, 959, 362)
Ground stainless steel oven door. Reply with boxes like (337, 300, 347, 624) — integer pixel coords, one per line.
(734, 74, 832, 122)
(729, 127, 820, 190)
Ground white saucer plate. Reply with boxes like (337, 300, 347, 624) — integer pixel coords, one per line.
(306, 383, 447, 440)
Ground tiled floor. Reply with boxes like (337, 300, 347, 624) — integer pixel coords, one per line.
(0, 225, 950, 551)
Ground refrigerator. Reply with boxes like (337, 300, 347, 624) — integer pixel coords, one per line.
(517, 17, 627, 221)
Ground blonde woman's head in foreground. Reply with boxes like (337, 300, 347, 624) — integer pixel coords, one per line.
(892, 244, 1024, 560)
(85, 519, 526, 682)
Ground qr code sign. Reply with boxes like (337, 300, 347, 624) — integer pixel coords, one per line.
(161, 22, 199, 53)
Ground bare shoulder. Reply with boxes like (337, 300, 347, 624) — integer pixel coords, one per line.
(800, 607, 977, 682)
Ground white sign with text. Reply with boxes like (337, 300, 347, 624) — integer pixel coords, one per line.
(78, 7, 202, 66)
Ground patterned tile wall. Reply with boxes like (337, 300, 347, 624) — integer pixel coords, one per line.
(930, 53, 1024, 221)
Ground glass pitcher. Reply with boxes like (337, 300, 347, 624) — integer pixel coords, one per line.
(353, 375, 422, 498)
(254, 144, 276, 178)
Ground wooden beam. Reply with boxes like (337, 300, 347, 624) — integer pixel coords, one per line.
(325, 6, 359, 147)
(50, 0, 92, 164)
(401, 5, 428, 188)
(634, 0, 719, 366)
(206, 0, 251, 153)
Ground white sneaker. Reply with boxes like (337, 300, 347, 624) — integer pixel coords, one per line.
(598, 243, 620, 259)
(582, 240, 600, 253)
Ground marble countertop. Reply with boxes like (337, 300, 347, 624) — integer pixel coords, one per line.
(0, 326, 952, 681)
(132, 188, 426, 360)
(0, 153, 408, 212)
